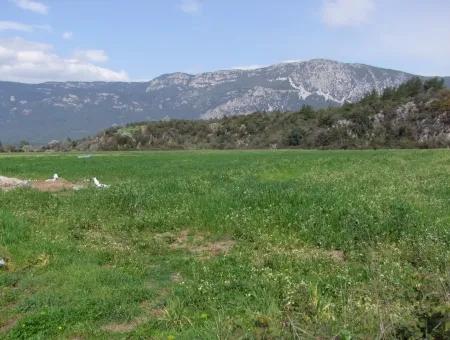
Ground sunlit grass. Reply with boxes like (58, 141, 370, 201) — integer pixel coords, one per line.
(1, 149, 449, 338)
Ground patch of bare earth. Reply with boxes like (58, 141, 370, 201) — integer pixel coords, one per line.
(190, 240, 236, 258)
(0, 175, 85, 192)
(0, 176, 29, 191)
(0, 316, 20, 334)
(164, 229, 235, 258)
(327, 249, 345, 262)
(101, 300, 168, 333)
(31, 179, 83, 192)
(101, 318, 145, 333)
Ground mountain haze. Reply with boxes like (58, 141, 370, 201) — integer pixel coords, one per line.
(0, 59, 448, 144)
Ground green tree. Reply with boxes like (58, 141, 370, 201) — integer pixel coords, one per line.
(424, 77, 444, 91)
(287, 128, 303, 146)
(299, 105, 315, 119)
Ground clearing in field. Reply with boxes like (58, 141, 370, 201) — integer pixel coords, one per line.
(0, 150, 449, 339)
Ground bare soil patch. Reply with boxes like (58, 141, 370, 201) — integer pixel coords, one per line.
(190, 240, 236, 259)
(327, 250, 345, 262)
(0, 175, 85, 192)
(31, 179, 83, 192)
(165, 229, 235, 258)
(101, 299, 168, 333)
(0, 316, 20, 334)
(101, 318, 145, 333)
(0, 176, 29, 191)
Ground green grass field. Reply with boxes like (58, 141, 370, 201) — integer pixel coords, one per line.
(1, 150, 449, 339)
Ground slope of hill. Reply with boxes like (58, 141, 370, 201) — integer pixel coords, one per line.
(40, 77, 449, 152)
(0, 59, 427, 144)
(444, 77, 450, 88)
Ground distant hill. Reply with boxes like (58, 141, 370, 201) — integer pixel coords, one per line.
(445, 77, 450, 88)
(0, 59, 448, 144)
(37, 77, 449, 152)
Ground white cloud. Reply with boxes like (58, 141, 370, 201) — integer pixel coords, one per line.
(0, 38, 128, 83)
(321, 0, 374, 27)
(62, 31, 73, 40)
(73, 49, 108, 63)
(231, 64, 265, 70)
(178, 0, 202, 15)
(11, 0, 48, 15)
(0, 21, 51, 33)
(0, 21, 33, 32)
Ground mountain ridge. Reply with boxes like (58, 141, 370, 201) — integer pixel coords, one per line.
(0, 59, 449, 144)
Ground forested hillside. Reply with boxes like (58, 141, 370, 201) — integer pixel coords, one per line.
(6, 77, 449, 152)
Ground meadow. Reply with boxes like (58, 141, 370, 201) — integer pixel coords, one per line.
(0, 149, 449, 339)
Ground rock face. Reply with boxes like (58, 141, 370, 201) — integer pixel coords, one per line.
(145, 60, 416, 120)
(0, 59, 448, 143)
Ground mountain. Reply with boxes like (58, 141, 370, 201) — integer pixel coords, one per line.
(0, 59, 448, 144)
(40, 77, 450, 152)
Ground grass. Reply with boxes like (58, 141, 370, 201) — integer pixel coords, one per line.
(0, 149, 449, 339)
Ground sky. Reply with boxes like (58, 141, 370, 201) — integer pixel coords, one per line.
(0, 0, 450, 83)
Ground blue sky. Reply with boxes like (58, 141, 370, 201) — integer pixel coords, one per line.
(1, 0, 450, 82)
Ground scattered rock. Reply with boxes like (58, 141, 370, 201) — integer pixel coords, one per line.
(0, 258, 5, 268)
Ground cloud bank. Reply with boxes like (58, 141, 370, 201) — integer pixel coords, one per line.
(0, 38, 128, 83)
(178, 0, 202, 15)
(74, 49, 109, 63)
(11, 0, 48, 15)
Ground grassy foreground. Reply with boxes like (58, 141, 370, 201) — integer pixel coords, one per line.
(0, 150, 449, 339)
